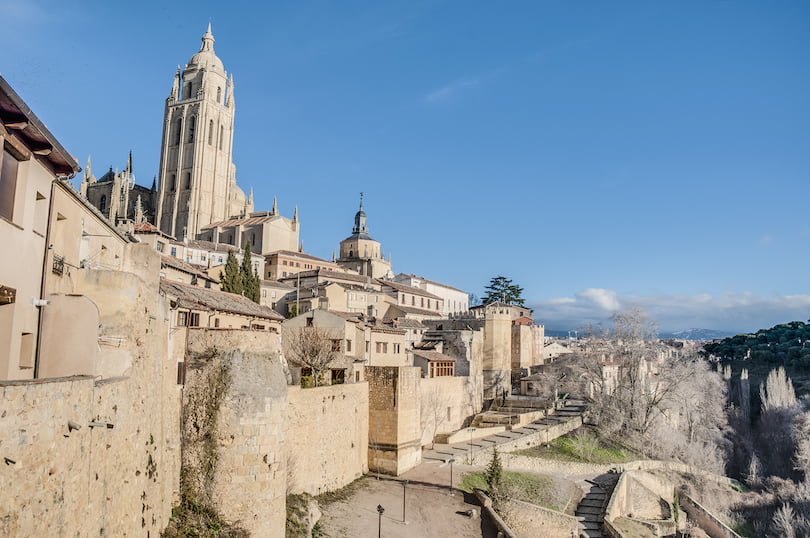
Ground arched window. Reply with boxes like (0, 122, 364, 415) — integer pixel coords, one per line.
(174, 119, 182, 145)
(99, 195, 107, 213)
(208, 120, 214, 145)
(218, 126, 224, 150)
(184, 83, 192, 99)
(349, 250, 353, 258)
(184, 172, 191, 189)
(187, 116, 196, 142)
(217, 87, 222, 103)
(170, 174, 176, 191)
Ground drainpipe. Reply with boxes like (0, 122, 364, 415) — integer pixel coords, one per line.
(33, 179, 58, 378)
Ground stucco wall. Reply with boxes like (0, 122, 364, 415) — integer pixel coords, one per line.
(286, 383, 369, 495)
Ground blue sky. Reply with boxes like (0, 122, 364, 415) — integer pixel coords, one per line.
(2, 0, 808, 332)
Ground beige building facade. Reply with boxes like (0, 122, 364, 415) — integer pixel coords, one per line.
(393, 273, 469, 316)
(0, 76, 82, 379)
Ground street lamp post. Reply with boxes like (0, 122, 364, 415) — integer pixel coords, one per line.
(448, 457, 456, 496)
(401, 480, 408, 523)
(377, 504, 385, 538)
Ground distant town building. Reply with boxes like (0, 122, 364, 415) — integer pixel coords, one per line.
(393, 273, 469, 315)
(336, 194, 393, 279)
(80, 152, 156, 225)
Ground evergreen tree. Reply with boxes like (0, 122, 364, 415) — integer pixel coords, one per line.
(485, 446, 504, 506)
(240, 243, 260, 304)
(481, 276, 525, 306)
(220, 251, 243, 295)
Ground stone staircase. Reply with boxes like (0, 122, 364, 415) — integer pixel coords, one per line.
(574, 473, 619, 538)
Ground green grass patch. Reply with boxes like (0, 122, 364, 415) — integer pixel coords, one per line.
(458, 470, 580, 514)
(514, 429, 636, 464)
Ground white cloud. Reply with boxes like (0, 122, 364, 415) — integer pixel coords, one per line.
(424, 77, 481, 104)
(533, 289, 810, 333)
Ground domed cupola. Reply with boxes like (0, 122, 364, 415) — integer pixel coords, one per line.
(187, 23, 225, 73)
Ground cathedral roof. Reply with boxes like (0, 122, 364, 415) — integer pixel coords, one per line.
(201, 213, 288, 229)
(187, 23, 224, 73)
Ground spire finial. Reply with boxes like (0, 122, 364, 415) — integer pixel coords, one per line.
(126, 150, 133, 175)
(293, 205, 299, 223)
(201, 21, 215, 51)
(359, 191, 364, 210)
(271, 194, 278, 215)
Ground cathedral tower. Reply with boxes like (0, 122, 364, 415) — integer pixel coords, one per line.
(155, 24, 248, 239)
(336, 194, 393, 278)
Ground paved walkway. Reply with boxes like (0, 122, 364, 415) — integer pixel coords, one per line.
(317, 475, 496, 538)
(422, 400, 587, 465)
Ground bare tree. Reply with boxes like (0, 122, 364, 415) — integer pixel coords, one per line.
(761, 367, 798, 412)
(282, 326, 341, 387)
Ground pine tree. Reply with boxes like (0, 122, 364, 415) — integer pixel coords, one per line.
(220, 251, 243, 295)
(481, 276, 525, 306)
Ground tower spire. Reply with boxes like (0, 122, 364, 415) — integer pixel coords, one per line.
(126, 150, 133, 175)
(201, 22, 215, 52)
(271, 195, 278, 215)
(293, 205, 299, 223)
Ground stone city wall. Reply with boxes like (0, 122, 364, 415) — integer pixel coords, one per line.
(367, 366, 422, 475)
(182, 347, 288, 538)
(286, 382, 369, 495)
(418, 375, 482, 446)
(0, 256, 181, 537)
(501, 498, 580, 538)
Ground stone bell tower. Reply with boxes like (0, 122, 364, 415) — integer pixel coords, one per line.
(155, 24, 249, 240)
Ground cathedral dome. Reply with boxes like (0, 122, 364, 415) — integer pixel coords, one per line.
(188, 23, 224, 73)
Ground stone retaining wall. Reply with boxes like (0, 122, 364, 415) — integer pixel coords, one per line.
(286, 383, 369, 495)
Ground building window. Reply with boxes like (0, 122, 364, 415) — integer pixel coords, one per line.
(411, 296, 415, 306)
(208, 119, 214, 145)
(214, 318, 220, 328)
(189, 313, 200, 327)
(184, 172, 191, 189)
(52, 255, 65, 276)
(187, 116, 196, 142)
(156, 242, 165, 253)
(0, 149, 20, 221)
(99, 195, 107, 214)
(216, 87, 222, 103)
(184, 82, 192, 99)
(174, 119, 182, 145)
(394, 343, 401, 354)
(170, 247, 177, 257)
(177, 311, 188, 326)
(346, 339, 352, 352)
(331, 339, 342, 352)
(219, 126, 224, 150)
(170, 174, 176, 191)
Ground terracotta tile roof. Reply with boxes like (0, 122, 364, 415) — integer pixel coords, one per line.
(387, 304, 443, 317)
(377, 279, 442, 300)
(413, 350, 456, 363)
(161, 255, 216, 282)
(134, 221, 161, 234)
(266, 250, 335, 263)
(391, 318, 426, 329)
(279, 268, 372, 285)
(160, 280, 284, 321)
(394, 273, 467, 294)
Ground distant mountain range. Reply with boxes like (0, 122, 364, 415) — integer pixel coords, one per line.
(659, 329, 736, 340)
(544, 327, 735, 340)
